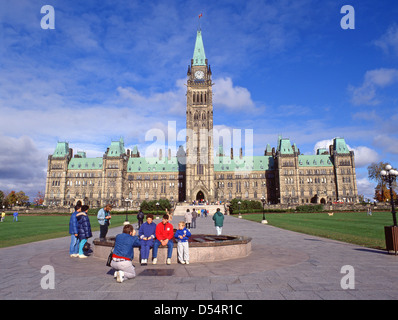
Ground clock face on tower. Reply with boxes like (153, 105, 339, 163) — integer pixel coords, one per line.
(194, 70, 204, 79)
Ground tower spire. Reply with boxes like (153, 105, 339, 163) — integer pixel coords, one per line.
(192, 21, 206, 66)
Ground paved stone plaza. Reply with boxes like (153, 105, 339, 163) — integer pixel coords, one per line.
(0, 214, 397, 300)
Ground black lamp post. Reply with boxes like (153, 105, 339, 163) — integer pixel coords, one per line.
(261, 196, 268, 224)
(156, 202, 160, 220)
(238, 201, 242, 218)
(381, 164, 398, 227)
(124, 198, 130, 225)
(380, 164, 398, 254)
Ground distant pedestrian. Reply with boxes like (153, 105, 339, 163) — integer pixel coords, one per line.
(1, 211, 5, 222)
(13, 211, 18, 222)
(212, 208, 224, 235)
(367, 206, 372, 216)
(76, 205, 92, 258)
(191, 208, 197, 228)
(69, 204, 81, 257)
(184, 209, 192, 229)
(175, 221, 191, 264)
(137, 210, 144, 229)
(97, 204, 112, 240)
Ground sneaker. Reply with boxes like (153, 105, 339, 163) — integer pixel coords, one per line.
(70, 254, 79, 258)
(114, 271, 118, 278)
(185, 261, 189, 265)
(78, 254, 87, 259)
(141, 259, 147, 266)
(116, 271, 124, 283)
(166, 258, 171, 265)
(179, 260, 185, 264)
(152, 258, 157, 265)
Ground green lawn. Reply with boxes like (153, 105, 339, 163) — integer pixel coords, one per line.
(0, 214, 137, 248)
(241, 211, 394, 250)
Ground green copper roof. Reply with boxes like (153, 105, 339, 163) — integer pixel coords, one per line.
(277, 138, 294, 155)
(298, 155, 333, 167)
(333, 138, 350, 154)
(107, 137, 125, 157)
(53, 142, 69, 158)
(214, 156, 275, 172)
(127, 157, 180, 173)
(193, 29, 206, 66)
(68, 157, 103, 170)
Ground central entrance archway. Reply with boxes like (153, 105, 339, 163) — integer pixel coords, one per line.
(196, 191, 205, 202)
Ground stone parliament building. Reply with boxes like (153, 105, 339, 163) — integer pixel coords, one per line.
(44, 28, 358, 208)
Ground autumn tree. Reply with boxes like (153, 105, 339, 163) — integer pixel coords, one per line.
(34, 191, 45, 206)
(368, 162, 397, 202)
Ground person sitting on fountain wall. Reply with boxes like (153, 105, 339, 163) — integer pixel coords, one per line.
(139, 214, 156, 266)
(152, 214, 174, 265)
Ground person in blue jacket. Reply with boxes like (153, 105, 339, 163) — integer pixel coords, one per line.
(69, 204, 81, 257)
(111, 224, 141, 283)
(138, 214, 156, 265)
(76, 205, 92, 258)
(174, 221, 191, 264)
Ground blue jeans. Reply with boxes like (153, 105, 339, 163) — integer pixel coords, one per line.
(69, 235, 80, 255)
(152, 239, 173, 259)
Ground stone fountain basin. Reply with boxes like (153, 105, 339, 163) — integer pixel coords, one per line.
(93, 234, 252, 263)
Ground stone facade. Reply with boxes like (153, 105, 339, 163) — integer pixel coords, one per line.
(44, 29, 358, 208)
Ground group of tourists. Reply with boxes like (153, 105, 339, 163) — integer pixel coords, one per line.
(68, 202, 225, 283)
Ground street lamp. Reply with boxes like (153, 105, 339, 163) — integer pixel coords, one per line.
(124, 198, 130, 225)
(261, 196, 268, 224)
(380, 164, 398, 254)
(156, 202, 160, 219)
(380, 164, 398, 226)
(238, 201, 242, 218)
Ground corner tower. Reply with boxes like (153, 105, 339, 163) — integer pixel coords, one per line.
(185, 28, 214, 203)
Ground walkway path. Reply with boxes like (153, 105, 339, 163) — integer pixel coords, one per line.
(0, 213, 397, 300)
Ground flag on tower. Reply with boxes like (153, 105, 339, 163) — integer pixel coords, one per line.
(199, 13, 203, 18)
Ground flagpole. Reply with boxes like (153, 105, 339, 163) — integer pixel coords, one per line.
(198, 13, 202, 30)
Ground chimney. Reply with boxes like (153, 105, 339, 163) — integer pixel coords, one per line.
(239, 147, 243, 159)
(159, 149, 163, 160)
(168, 148, 171, 160)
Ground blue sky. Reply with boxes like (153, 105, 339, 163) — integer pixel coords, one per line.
(1, 0, 398, 201)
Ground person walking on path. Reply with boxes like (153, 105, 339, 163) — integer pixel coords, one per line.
(212, 208, 224, 236)
(152, 214, 174, 265)
(138, 214, 156, 265)
(69, 204, 81, 257)
(13, 211, 18, 222)
(97, 204, 112, 240)
(111, 224, 141, 283)
(191, 208, 197, 228)
(1, 211, 5, 222)
(175, 221, 191, 264)
(76, 205, 92, 258)
(184, 209, 192, 229)
(137, 210, 144, 229)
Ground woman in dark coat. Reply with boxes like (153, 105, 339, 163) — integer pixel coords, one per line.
(77, 205, 93, 258)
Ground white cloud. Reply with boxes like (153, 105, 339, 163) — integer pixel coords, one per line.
(349, 68, 398, 106)
(374, 24, 398, 56)
(213, 77, 255, 111)
(0, 134, 47, 199)
(313, 139, 378, 168)
(356, 177, 376, 200)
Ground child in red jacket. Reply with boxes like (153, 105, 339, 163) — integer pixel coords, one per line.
(152, 214, 174, 265)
